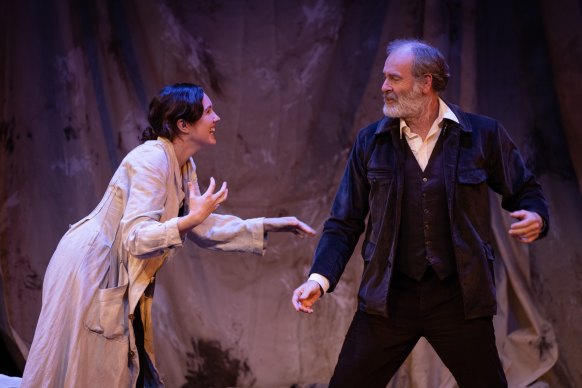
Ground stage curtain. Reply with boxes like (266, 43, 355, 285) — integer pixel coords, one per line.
(1, 0, 580, 386)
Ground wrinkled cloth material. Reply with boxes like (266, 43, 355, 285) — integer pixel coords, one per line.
(2, 0, 579, 386)
(21, 138, 264, 387)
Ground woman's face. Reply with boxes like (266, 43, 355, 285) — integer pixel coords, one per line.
(184, 93, 221, 148)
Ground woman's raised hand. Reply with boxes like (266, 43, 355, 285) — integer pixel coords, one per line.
(178, 177, 228, 232)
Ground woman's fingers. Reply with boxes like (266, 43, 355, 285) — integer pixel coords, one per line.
(193, 178, 228, 210)
(296, 220, 316, 236)
(188, 181, 195, 198)
(201, 177, 216, 197)
(209, 182, 228, 210)
(212, 182, 228, 203)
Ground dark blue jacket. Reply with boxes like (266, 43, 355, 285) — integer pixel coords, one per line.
(310, 103, 549, 319)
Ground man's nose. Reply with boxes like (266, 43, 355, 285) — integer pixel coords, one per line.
(381, 79, 391, 93)
(214, 113, 221, 122)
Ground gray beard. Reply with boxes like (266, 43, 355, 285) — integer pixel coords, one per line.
(382, 85, 426, 119)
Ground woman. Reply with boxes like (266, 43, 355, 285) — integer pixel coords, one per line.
(21, 83, 315, 387)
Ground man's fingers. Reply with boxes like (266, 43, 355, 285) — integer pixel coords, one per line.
(292, 288, 303, 307)
(514, 234, 536, 243)
(509, 219, 541, 243)
(292, 288, 307, 312)
(509, 220, 541, 235)
(292, 286, 315, 314)
(521, 230, 540, 240)
(297, 282, 322, 308)
(509, 210, 526, 220)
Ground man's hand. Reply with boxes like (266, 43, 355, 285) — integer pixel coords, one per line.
(292, 280, 322, 314)
(508, 210, 544, 243)
(263, 217, 316, 238)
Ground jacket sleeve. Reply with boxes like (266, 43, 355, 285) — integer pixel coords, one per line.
(486, 121, 550, 238)
(119, 146, 184, 258)
(187, 214, 265, 255)
(309, 130, 371, 292)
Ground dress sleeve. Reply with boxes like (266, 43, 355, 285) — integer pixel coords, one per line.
(119, 145, 184, 258)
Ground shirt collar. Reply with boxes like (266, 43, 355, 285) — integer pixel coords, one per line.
(399, 98, 460, 139)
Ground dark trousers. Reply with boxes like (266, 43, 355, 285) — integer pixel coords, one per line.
(329, 268, 507, 388)
(133, 302, 153, 388)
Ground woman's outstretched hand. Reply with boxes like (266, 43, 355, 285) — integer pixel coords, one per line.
(178, 177, 228, 232)
(263, 217, 316, 238)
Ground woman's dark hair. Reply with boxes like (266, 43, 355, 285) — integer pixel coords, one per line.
(140, 83, 205, 142)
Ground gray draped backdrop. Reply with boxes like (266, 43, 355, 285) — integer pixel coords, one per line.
(1, 0, 581, 387)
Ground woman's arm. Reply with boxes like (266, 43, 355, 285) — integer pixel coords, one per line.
(120, 146, 224, 258)
(188, 215, 315, 255)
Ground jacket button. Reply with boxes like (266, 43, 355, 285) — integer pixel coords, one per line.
(128, 350, 135, 358)
(128, 314, 135, 321)
(422, 177, 428, 182)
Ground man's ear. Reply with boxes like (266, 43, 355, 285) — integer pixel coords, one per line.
(421, 74, 433, 93)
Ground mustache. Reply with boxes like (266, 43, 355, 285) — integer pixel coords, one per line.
(383, 92, 397, 101)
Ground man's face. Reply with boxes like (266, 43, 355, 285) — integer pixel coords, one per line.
(381, 49, 426, 119)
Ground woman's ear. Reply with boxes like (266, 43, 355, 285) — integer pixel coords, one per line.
(177, 119, 189, 134)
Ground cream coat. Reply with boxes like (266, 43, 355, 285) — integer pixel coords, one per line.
(21, 138, 265, 387)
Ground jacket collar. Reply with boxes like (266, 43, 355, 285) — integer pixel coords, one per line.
(156, 137, 187, 204)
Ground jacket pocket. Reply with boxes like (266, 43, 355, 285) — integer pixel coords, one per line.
(367, 169, 393, 183)
(86, 283, 129, 341)
(458, 168, 487, 185)
(366, 169, 394, 239)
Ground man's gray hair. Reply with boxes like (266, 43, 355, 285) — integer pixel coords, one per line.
(386, 39, 450, 92)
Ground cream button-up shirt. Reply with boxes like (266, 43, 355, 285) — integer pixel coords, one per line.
(400, 98, 459, 171)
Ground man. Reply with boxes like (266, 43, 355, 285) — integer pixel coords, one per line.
(291, 39, 548, 388)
